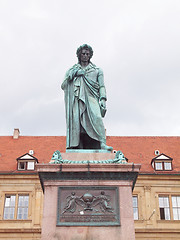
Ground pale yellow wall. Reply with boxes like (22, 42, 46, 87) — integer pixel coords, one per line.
(0, 174, 43, 240)
(0, 173, 180, 240)
(133, 174, 180, 240)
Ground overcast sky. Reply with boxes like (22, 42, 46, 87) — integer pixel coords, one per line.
(0, 0, 180, 136)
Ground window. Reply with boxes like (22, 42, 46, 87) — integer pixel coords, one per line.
(159, 196, 170, 220)
(155, 162, 163, 170)
(152, 153, 173, 171)
(172, 196, 180, 220)
(164, 162, 172, 170)
(27, 161, 34, 170)
(3, 194, 29, 220)
(16, 153, 38, 171)
(155, 161, 172, 171)
(133, 196, 138, 220)
(18, 161, 35, 171)
(4, 195, 16, 219)
(18, 162, 26, 170)
(17, 195, 29, 219)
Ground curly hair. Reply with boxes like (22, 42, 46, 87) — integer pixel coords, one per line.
(76, 44, 93, 63)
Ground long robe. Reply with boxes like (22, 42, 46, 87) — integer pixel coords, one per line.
(61, 63, 107, 149)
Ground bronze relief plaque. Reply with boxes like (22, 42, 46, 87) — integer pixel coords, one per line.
(57, 186, 120, 226)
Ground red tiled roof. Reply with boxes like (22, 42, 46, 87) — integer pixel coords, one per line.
(107, 136, 180, 174)
(0, 136, 179, 174)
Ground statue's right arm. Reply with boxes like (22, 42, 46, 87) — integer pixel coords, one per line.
(61, 67, 78, 90)
(61, 75, 69, 90)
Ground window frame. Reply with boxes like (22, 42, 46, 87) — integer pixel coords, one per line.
(17, 195, 29, 220)
(154, 161, 172, 171)
(3, 195, 16, 220)
(164, 162, 172, 170)
(132, 195, 139, 220)
(158, 195, 171, 220)
(158, 194, 180, 221)
(17, 160, 35, 171)
(27, 161, 35, 170)
(18, 161, 26, 170)
(172, 196, 180, 220)
(3, 193, 30, 220)
(155, 162, 163, 170)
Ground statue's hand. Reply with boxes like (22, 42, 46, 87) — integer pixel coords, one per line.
(76, 69, 85, 77)
(100, 99, 106, 109)
(68, 69, 79, 81)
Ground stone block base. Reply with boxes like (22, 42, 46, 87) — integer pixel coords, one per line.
(37, 152, 140, 240)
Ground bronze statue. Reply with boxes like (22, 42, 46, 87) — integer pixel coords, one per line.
(61, 44, 113, 151)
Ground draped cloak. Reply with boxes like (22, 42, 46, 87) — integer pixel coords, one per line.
(61, 63, 107, 149)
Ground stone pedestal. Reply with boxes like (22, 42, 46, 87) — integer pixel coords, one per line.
(37, 152, 140, 240)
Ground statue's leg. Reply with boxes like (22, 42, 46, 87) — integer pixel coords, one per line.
(100, 142, 113, 152)
(80, 133, 100, 149)
(79, 123, 100, 149)
(78, 136, 84, 149)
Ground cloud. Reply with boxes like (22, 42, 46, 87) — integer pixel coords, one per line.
(0, 0, 180, 136)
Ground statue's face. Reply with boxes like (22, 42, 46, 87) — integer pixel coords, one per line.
(80, 49, 90, 63)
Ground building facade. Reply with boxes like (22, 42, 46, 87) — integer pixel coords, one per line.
(0, 130, 180, 239)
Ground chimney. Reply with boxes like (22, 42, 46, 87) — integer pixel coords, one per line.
(13, 128, 20, 139)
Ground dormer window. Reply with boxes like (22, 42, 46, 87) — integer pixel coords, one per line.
(151, 153, 173, 171)
(164, 162, 172, 170)
(27, 161, 35, 170)
(155, 162, 163, 170)
(18, 161, 26, 170)
(16, 153, 38, 171)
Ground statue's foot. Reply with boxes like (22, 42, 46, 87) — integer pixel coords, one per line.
(100, 142, 113, 152)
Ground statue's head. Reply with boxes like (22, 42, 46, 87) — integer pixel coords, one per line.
(76, 44, 93, 64)
(51, 150, 62, 160)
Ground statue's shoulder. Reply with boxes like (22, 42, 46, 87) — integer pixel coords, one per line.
(65, 64, 79, 76)
(71, 64, 80, 69)
(67, 64, 78, 71)
(90, 63, 103, 72)
(90, 62, 97, 69)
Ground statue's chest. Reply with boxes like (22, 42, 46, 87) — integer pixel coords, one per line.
(84, 69, 98, 81)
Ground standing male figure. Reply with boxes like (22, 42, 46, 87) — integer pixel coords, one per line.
(61, 44, 113, 151)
